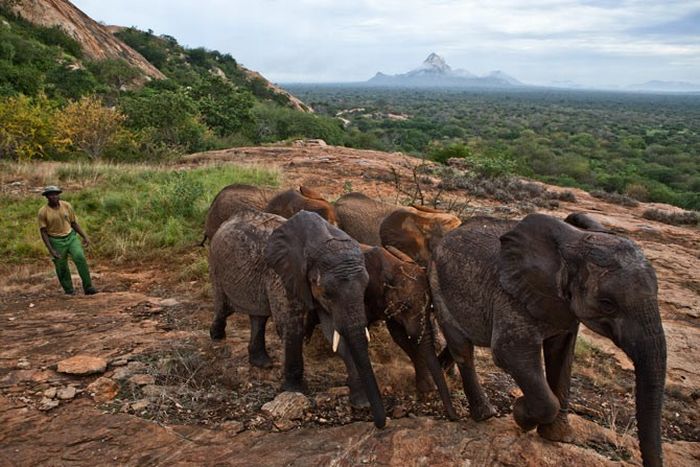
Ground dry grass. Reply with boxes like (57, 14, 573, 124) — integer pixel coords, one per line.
(642, 208, 699, 226)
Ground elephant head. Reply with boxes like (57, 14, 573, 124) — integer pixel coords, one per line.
(265, 186, 338, 226)
(564, 212, 610, 233)
(379, 206, 461, 266)
(499, 213, 666, 467)
(265, 210, 385, 428)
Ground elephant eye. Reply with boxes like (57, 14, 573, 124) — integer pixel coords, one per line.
(598, 298, 617, 314)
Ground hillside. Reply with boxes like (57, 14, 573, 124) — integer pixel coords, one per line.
(0, 144, 698, 465)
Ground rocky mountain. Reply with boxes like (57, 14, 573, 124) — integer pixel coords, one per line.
(367, 53, 523, 88)
(6, 0, 164, 80)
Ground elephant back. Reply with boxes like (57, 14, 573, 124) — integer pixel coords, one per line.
(204, 184, 272, 240)
(209, 209, 286, 316)
(335, 192, 400, 245)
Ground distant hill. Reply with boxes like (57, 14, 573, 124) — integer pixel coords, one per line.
(627, 80, 700, 93)
(367, 53, 523, 88)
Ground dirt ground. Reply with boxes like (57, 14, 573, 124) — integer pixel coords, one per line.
(1, 142, 698, 466)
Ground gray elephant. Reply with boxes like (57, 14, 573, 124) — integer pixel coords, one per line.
(303, 244, 457, 419)
(430, 213, 666, 467)
(201, 185, 337, 246)
(201, 184, 272, 245)
(210, 209, 385, 428)
(265, 210, 386, 427)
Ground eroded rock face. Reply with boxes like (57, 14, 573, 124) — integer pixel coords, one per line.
(57, 356, 107, 375)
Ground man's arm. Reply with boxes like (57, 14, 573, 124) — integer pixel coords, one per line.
(70, 221, 91, 247)
(40, 227, 61, 259)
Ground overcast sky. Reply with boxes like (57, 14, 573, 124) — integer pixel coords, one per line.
(71, 0, 700, 87)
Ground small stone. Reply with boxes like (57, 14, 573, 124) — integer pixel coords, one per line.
(43, 387, 57, 399)
(261, 392, 310, 421)
(129, 374, 155, 386)
(38, 398, 60, 411)
(131, 399, 151, 411)
(86, 377, 119, 403)
(57, 356, 107, 375)
(16, 359, 31, 370)
(57, 386, 77, 400)
(110, 358, 128, 367)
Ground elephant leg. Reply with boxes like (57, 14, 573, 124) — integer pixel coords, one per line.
(210, 285, 231, 340)
(317, 311, 369, 408)
(441, 325, 496, 421)
(537, 327, 579, 442)
(493, 340, 560, 431)
(248, 315, 273, 369)
(386, 321, 434, 396)
(282, 311, 306, 392)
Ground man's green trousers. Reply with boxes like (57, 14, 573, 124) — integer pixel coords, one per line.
(49, 230, 93, 293)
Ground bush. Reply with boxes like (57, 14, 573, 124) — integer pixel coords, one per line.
(642, 209, 699, 226)
(590, 190, 639, 207)
(56, 95, 126, 159)
(0, 94, 65, 160)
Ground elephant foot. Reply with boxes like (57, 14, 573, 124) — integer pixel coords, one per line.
(470, 400, 497, 421)
(416, 378, 436, 396)
(209, 323, 226, 340)
(249, 351, 273, 369)
(282, 378, 306, 393)
(513, 396, 538, 431)
(349, 390, 370, 409)
(537, 411, 574, 443)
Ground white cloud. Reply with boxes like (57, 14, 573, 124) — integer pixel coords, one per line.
(71, 0, 700, 86)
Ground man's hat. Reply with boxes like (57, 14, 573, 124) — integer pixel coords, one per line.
(42, 185, 62, 196)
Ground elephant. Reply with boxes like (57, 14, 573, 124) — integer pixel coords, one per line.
(264, 210, 386, 428)
(209, 209, 385, 428)
(201, 185, 336, 246)
(334, 192, 400, 245)
(303, 244, 457, 419)
(379, 204, 461, 266)
(265, 186, 338, 226)
(334, 192, 461, 264)
(429, 213, 666, 467)
(201, 184, 272, 245)
(564, 211, 609, 233)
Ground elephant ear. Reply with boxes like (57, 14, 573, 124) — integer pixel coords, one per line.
(380, 209, 424, 259)
(498, 214, 578, 329)
(264, 216, 315, 311)
(299, 186, 325, 201)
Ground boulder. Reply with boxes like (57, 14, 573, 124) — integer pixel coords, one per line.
(87, 377, 120, 403)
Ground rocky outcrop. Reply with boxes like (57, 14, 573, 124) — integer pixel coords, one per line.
(8, 0, 165, 80)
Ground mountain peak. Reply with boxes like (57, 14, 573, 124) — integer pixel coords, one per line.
(420, 53, 451, 73)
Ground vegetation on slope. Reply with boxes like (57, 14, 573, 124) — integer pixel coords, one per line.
(289, 86, 700, 210)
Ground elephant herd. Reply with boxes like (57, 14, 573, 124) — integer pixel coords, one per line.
(203, 184, 667, 467)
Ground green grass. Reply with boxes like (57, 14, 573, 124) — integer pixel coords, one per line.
(0, 162, 279, 263)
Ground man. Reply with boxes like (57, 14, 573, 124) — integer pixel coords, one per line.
(38, 186, 98, 295)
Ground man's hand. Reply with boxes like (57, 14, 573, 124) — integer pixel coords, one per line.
(82, 237, 91, 248)
(51, 250, 61, 259)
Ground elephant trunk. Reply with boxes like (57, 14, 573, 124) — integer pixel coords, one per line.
(343, 325, 386, 428)
(619, 302, 667, 467)
(418, 329, 458, 420)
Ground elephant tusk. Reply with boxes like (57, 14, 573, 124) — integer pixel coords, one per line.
(332, 330, 340, 352)
(365, 327, 371, 343)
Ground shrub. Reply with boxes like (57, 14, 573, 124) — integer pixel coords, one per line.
(642, 209, 699, 226)
(56, 95, 126, 159)
(590, 190, 639, 208)
(0, 94, 65, 160)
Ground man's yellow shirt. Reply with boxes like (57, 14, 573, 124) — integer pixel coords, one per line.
(38, 201, 76, 237)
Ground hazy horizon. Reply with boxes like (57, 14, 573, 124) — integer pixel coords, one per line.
(72, 0, 700, 88)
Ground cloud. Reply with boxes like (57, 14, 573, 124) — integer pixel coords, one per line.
(72, 0, 700, 86)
